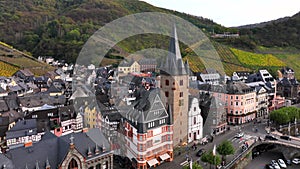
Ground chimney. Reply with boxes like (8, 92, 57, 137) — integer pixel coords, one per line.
(69, 135, 75, 149)
(87, 146, 92, 157)
(95, 144, 99, 155)
(45, 158, 50, 169)
(102, 143, 106, 152)
(24, 141, 32, 147)
(82, 128, 88, 133)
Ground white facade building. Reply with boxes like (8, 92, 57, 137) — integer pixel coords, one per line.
(188, 96, 203, 143)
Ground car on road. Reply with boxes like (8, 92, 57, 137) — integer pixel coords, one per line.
(265, 135, 278, 140)
(280, 135, 291, 141)
(277, 159, 287, 168)
(292, 158, 300, 164)
(271, 160, 280, 169)
(196, 149, 205, 157)
(235, 132, 244, 138)
(265, 164, 274, 169)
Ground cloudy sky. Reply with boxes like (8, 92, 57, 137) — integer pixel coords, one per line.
(142, 0, 300, 27)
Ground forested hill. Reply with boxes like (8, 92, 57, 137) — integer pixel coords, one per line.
(0, 0, 229, 63)
(238, 12, 300, 49)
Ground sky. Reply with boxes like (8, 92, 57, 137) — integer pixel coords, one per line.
(142, 0, 300, 27)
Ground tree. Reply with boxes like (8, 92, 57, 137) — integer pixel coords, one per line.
(182, 162, 203, 169)
(201, 151, 221, 169)
(217, 140, 235, 163)
(270, 107, 300, 125)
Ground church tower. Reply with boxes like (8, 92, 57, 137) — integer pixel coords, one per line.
(160, 25, 189, 146)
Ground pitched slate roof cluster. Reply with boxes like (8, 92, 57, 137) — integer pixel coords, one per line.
(5, 128, 110, 169)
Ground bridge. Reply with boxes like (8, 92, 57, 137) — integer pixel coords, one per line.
(224, 138, 300, 169)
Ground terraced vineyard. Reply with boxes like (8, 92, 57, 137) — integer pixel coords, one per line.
(183, 55, 205, 73)
(230, 48, 286, 67)
(0, 56, 54, 76)
(213, 43, 251, 75)
(184, 42, 251, 75)
(0, 61, 19, 77)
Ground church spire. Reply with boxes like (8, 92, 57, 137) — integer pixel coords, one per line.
(161, 25, 187, 76)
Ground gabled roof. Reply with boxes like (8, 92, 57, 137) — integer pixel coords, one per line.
(46, 85, 61, 93)
(69, 87, 88, 100)
(119, 59, 135, 67)
(17, 69, 34, 77)
(188, 96, 199, 111)
(0, 86, 6, 93)
(124, 88, 168, 132)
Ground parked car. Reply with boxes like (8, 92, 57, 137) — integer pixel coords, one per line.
(286, 160, 292, 166)
(196, 149, 205, 157)
(235, 132, 244, 138)
(265, 135, 278, 140)
(280, 135, 291, 141)
(253, 151, 260, 158)
(292, 158, 300, 164)
(277, 159, 287, 168)
(271, 160, 280, 169)
(200, 137, 208, 145)
(265, 164, 274, 169)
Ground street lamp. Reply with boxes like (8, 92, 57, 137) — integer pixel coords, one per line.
(295, 118, 298, 136)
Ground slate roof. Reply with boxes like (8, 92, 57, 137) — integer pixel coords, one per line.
(6, 119, 37, 139)
(0, 99, 8, 112)
(0, 116, 9, 138)
(226, 81, 254, 94)
(46, 85, 61, 93)
(69, 87, 88, 100)
(124, 88, 169, 133)
(18, 69, 34, 77)
(6, 129, 110, 169)
(8, 85, 22, 92)
(2, 110, 23, 123)
(138, 58, 157, 65)
(278, 77, 299, 86)
(0, 86, 6, 93)
(59, 105, 76, 121)
(19, 94, 65, 108)
(5, 96, 19, 110)
(119, 59, 135, 67)
(0, 154, 14, 169)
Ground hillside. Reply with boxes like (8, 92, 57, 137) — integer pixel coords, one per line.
(0, 0, 228, 63)
(0, 41, 54, 76)
(0, 0, 299, 79)
(238, 12, 300, 49)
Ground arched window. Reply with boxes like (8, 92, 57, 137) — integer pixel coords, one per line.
(194, 117, 196, 125)
(68, 159, 78, 169)
(165, 80, 169, 86)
